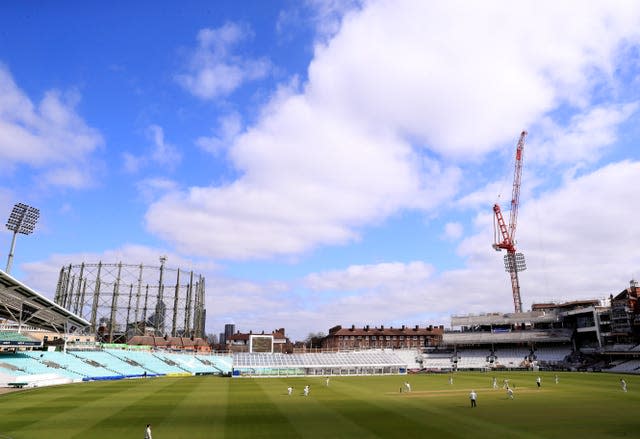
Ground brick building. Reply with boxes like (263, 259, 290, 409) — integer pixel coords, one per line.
(127, 335, 211, 352)
(226, 328, 292, 353)
(322, 324, 443, 350)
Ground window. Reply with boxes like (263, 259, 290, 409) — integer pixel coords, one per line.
(371, 336, 376, 340)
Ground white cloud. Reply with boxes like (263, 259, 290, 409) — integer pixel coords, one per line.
(306, 0, 640, 158)
(195, 112, 242, 155)
(148, 125, 181, 167)
(147, 1, 640, 261)
(0, 188, 15, 233)
(176, 24, 271, 99)
(456, 102, 638, 210)
(305, 261, 434, 291)
(122, 125, 181, 174)
(443, 222, 463, 241)
(456, 181, 506, 211)
(0, 65, 103, 188)
(146, 97, 461, 258)
(530, 103, 638, 168)
(305, 0, 364, 41)
(136, 177, 179, 202)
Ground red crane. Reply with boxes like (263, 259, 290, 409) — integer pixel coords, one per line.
(493, 130, 527, 313)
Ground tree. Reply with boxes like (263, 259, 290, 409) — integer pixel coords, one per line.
(304, 332, 326, 349)
(205, 333, 218, 345)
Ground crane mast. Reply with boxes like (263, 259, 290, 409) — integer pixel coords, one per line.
(493, 131, 527, 313)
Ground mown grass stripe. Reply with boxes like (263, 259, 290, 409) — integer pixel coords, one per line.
(2, 377, 179, 438)
(0, 372, 637, 439)
(256, 378, 380, 439)
(224, 378, 299, 439)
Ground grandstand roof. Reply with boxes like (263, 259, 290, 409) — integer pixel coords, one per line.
(450, 311, 560, 327)
(0, 269, 89, 333)
(442, 328, 572, 344)
(531, 299, 601, 312)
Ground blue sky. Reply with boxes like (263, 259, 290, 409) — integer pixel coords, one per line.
(2, 1, 640, 341)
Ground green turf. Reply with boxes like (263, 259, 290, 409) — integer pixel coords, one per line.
(0, 371, 638, 438)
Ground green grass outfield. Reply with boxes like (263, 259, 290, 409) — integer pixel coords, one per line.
(0, 371, 638, 438)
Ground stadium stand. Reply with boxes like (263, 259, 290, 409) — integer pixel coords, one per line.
(0, 348, 233, 385)
(391, 349, 423, 371)
(455, 349, 491, 370)
(421, 351, 454, 370)
(493, 347, 530, 368)
(232, 350, 407, 377)
(533, 346, 571, 363)
(605, 360, 640, 373)
(159, 352, 232, 375)
(106, 349, 187, 375)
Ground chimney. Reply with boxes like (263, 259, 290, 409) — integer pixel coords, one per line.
(401, 325, 405, 330)
(414, 325, 418, 331)
(365, 325, 369, 331)
(380, 325, 384, 330)
(351, 324, 355, 331)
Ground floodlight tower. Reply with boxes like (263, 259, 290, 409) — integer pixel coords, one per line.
(5, 203, 40, 274)
(156, 255, 168, 336)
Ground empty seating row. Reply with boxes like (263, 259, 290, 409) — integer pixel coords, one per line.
(233, 351, 407, 369)
(1, 350, 233, 383)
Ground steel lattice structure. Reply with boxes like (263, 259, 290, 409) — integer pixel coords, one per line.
(54, 262, 206, 342)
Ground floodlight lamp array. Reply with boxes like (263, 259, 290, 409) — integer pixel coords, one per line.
(503, 252, 527, 273)
(6, 203, 40, 235)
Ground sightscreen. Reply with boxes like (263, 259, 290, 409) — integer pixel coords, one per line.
(249, 335, 274, 353)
